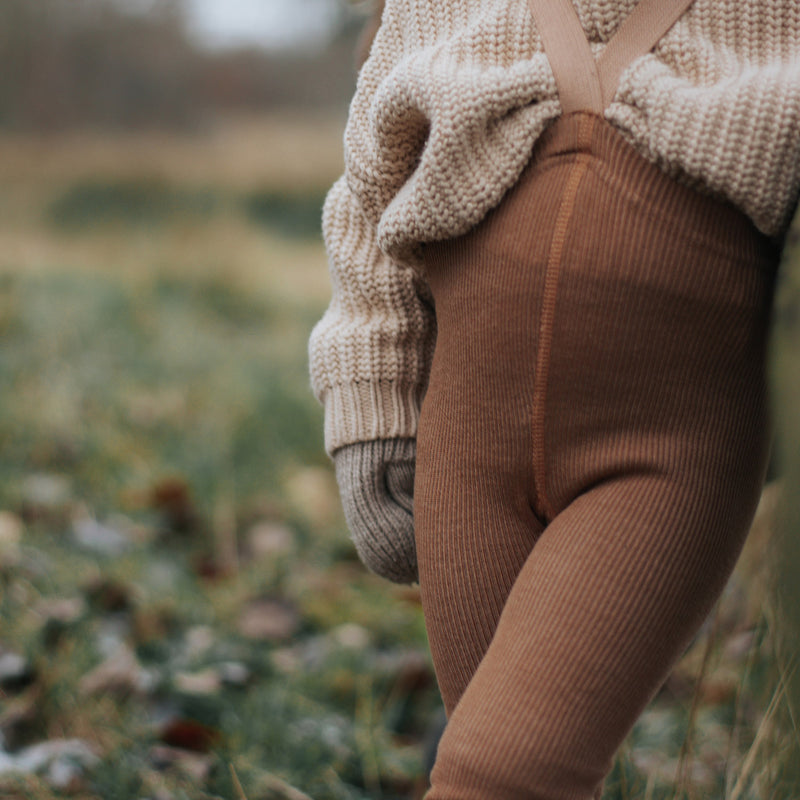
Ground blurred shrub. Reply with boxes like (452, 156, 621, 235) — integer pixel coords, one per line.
(155, 275, 276, 329)
(0, 0, 200, 129)
(48, 179, 220, 227)
(242, 189, 326, 240)
(47, 179, 326, 240)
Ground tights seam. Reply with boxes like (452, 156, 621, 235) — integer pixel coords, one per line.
(532, 117, 594, 522)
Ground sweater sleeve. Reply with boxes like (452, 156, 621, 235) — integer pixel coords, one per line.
(309, 176, 436, 455)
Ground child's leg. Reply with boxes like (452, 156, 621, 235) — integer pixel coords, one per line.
(422, 469, 763, 799)
(414, 184, 553, 710)
(415, 113, 778, 797)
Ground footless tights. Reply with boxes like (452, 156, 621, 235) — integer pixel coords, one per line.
(415, 113, 779, 799)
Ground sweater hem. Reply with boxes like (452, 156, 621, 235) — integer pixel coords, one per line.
(323, 380, 423, 455)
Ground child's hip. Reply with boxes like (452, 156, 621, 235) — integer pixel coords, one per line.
(419, 112, 779, 522)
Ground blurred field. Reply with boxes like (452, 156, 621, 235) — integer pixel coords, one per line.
(0, 112, 798, 800)
(0, 113, 344, 294)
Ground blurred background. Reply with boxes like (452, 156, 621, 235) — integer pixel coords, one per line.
(0, 1, 798, 798)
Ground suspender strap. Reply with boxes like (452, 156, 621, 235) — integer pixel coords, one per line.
(595, 0, 696, 108)
(527, 0, 604, 114)
(526, 0, 695, 114)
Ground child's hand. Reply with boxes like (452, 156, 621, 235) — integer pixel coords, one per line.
(333, 438, 417, 584)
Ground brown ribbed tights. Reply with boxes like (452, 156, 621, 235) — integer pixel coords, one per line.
(415, 113, 779, 800)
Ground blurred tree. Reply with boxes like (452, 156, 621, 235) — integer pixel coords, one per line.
(0, 0, 363, 130)
(0, 0, 199, 128)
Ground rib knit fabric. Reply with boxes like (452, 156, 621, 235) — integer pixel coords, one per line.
(414, 112, 779, 799)
(334, 437, 418, 584)
(309, 0, 800, 454)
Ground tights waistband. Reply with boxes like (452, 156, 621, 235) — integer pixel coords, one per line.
(530, 113, 780, 265)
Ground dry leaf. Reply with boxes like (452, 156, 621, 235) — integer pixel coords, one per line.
(150, 477, 199, 534)
(159, 718, 222, 753)
(79, 644, 154, 697)
(246, 520, 295, 560)
(0, 512, 22, 567)
(238, 597, 300, 642)
(84, 577, 133, 612)
(174, 669, 222, 696)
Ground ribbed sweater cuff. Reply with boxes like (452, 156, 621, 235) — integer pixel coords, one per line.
(323, 380, 423, 455)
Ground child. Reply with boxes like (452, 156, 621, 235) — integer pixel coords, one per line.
(309, 0, 800, 796)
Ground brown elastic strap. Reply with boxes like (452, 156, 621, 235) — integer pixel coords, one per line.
(595, 0, 696, 108)
(527, 0, 695, 114)
(527, 0, 603, 114)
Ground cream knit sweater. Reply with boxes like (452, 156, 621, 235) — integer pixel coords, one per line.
(310, 0, 800, 454)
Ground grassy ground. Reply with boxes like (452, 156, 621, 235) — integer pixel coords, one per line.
(0, 113, 797, 800)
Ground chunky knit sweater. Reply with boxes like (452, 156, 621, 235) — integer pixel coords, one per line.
(310, 0, 800, 454)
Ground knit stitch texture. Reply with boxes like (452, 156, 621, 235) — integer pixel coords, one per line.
(334, 437, 418, 584)
(309, 0, 800, 453)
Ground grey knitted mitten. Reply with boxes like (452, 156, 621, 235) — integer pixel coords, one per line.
(333, 438, 417, 585)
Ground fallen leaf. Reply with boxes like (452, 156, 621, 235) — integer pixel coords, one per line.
(183, 625, 215, 660)
(193, 554, 236, 581)
(246, 521, 295, 560)
(150, 477, 199, 534)
(159, 718, 222, 753)
(330, 623, 370, 651)
(133, 605, 179, 647)
(173, 669, 222, 696)
(84, 577, 133, 612)
(698, 671, 740, 706)
(34, 596, 87, 625)
(19, 474, 72, 523)
(79, 644, 155, 697)
(238, 597, 300, 642)
(0, 512, 22, 568)
(0, 685, 42, 751)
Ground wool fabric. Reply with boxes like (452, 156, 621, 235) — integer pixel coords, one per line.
(416, 110, 778, 799)
(334, 436, 418, 583)
(309, 0, 800, 454)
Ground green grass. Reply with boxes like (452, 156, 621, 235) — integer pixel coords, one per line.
(242, 189, 327, 240)
(0, 268, 323, 513)
(0, 142, 440, 798)
(0, 121, 798, 800)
